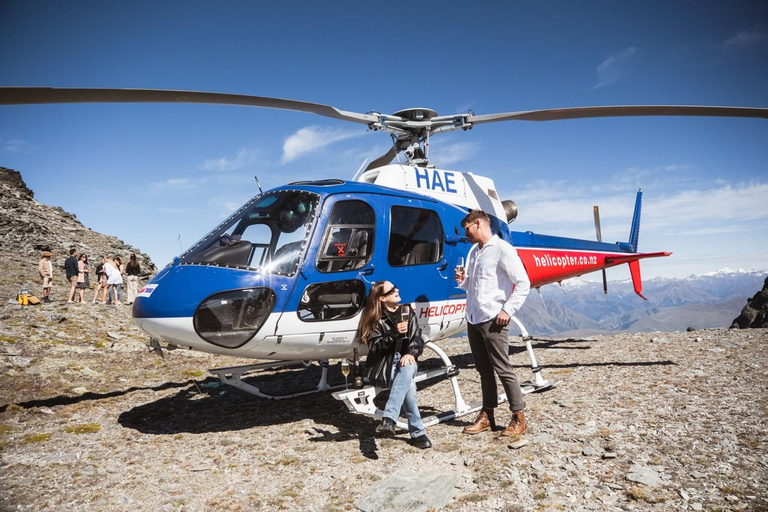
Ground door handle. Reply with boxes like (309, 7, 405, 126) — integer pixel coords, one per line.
(445, 235, 468, 245)
(358, 264, 374, 284)
(436, 260, 449, 280)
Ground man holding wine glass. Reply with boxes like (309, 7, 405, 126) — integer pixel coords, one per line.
(455, 209, 531, 437)
(358, 281, 432, 449)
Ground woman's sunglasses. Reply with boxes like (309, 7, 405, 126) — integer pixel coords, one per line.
(382, 286, 399, 297)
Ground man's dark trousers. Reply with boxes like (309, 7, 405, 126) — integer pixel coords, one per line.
(467, 319, 526, 411)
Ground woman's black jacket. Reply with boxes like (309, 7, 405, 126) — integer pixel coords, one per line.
(365, 308, 425, 387)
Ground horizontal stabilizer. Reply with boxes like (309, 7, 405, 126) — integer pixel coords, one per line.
(604, 252, 672, 300)
(604, 251, 671, 266)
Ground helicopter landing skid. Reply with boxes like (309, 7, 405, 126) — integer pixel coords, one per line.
(332, 319, 557, 428)
(332, 342, 483, 429)
(209, 359, 346, 400)
(509, 317, 557, 395)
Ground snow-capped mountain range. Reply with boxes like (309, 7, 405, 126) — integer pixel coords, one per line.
(514, 269, 767, 336)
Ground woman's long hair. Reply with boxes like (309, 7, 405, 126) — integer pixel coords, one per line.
(358, 281, 388, 345)
(127, 253, 139, 270)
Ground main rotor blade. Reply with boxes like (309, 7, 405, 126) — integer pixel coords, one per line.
(466, 105, 768, 124)
(0, 87, 378, 125)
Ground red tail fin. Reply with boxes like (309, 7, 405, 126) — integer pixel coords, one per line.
(628, 260, 647, 300)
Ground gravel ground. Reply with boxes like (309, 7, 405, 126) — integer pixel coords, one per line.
(1, 301, 766, 511)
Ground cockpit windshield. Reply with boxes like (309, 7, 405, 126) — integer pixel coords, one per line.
(179, 190, 319, 275)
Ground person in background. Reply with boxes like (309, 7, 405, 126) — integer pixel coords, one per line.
(455, 209, 531, 437)
(64, 248, 79, 304)
(76, 254, 90, 303)
(125, 254, 141, 305)
(102, 256, 123, 305)
(109, 257, 124, 304)
(92, 255, 107, 304)
(358, 281, 432, 449)
(38, 250, 53, 302)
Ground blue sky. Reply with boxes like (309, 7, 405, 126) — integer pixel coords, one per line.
(1, 1, 766, 280)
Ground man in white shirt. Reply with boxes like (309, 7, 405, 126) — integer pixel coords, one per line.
(455, 209, 531, 436)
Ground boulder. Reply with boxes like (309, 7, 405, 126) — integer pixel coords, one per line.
(731, 277, 768, 329)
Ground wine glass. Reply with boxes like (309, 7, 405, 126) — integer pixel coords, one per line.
(340, 358, 350, 390)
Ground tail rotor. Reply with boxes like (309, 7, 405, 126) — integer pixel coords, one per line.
(593, 205, 608, 294)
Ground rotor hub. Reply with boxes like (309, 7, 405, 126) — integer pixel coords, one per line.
(392, 107, 439, 122)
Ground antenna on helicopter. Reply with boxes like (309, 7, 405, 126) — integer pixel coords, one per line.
(351, 159, 368, 181)
(254, 176, 263, 194)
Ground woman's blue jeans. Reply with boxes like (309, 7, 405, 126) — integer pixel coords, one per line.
(383, 353, 426, 438)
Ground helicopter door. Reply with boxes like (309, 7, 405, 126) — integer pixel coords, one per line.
(380, 200, 451, 341)
(279, 194, 380, 357)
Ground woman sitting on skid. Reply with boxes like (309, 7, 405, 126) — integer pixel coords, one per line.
(358, 281, 432, 449)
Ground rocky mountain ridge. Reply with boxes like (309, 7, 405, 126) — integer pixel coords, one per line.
(0, 167, 156, 299)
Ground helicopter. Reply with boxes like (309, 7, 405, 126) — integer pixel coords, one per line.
(2, 87, 766, 428)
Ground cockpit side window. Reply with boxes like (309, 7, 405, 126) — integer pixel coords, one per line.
(316, 200, 375, 273)
(387, 206, 444, 266)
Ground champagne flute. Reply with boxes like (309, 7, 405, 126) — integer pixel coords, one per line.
(455, 256, 465, 285)
(340, 358, 350, 390)
(400, 304, 410, 334)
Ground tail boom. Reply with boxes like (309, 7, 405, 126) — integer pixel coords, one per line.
(518, 248, 672, 291)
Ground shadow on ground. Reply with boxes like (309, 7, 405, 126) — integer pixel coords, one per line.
(115, 344, 676, 437)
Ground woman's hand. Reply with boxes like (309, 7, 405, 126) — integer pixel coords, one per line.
(396, 321, 408, 334)
(400, 354, 416, 366)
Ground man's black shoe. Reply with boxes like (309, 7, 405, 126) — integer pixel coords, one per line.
(411, 434, 432, 449)
(375, 417, 396, 437)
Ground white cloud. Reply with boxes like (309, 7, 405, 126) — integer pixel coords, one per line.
(221, 200, 243, 216)
(644, 182, 768, 229)
(1, 137, 28, 153)
(724, 29, 767, 48)
(149, 177, 200, 192)
(282, 125, 365, 163)
(589, 164, 695, 194)
(593, 46, 639, 89)
(506, 180, 768, 245)
(677, 225, 750, 236)
(200, 147, 258, 172)
(662, 164, 690, 172)
(156, 207, 191, 214)
(431, 142, 481, 167)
